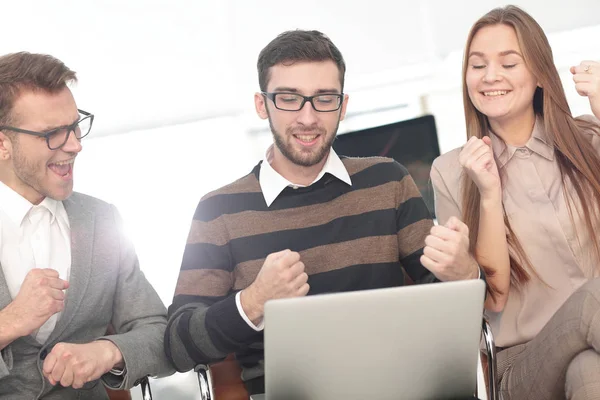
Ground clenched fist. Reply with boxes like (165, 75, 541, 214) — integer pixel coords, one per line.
(421, 217, 479, 282)
(3, 268, 69, 338)
(459, 136, 501, 199)
(241, 249, 309, 324)
(43, 340, 123, 389)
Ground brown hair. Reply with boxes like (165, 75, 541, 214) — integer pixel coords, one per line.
(461, 5, 600, 296)
(0, 52, 77, 126)
(257, 30, 346, 92)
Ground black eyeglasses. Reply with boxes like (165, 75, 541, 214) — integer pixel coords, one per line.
(262, 92, 343, 112)
(0, 109, 94, 150)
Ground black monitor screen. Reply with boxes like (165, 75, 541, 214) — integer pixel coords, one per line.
(333, 115, 440, 216)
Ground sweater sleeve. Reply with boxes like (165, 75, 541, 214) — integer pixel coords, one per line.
(164, 197, 261, 372)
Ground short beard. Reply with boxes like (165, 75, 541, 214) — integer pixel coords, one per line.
(267, 110, 340, 167)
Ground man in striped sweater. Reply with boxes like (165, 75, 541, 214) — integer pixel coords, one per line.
(165, 29, 482, 395)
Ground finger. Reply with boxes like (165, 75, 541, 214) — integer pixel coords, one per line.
(460, 138, 488, 165)
(468, 145, 491, 168)
(582, 60, 599, 70)
(291, 271, 308, 290)
(71, 354, 94, 388)
(40, 269, 60, 278)
(50, 355, 67, 385)
(473, 150, 495, 171)
(297, 283, 310, 296)
(47, 278, 69, 290)
(60, 363, 75, 388)
(43, 351, 59, 378)
(53, 300, 65, 314)
(571, 62, 597, 75)
(462, 145, 488, 168)
(420, 254, 440, 272)
(288, 261, 306, 278)
(460, 137, 483, 157)
(279, 250, 301, 267)
(423, 245, 450, 264)
(424, 234, 450, 253)
(482, 136, 492, 146)
(72, 376, 87, 390)
(444, 217, 469, 236)
(463, 136, 480, 150)
(47, 288, 66, 301)
(430, 225, 460, 241)
(575, 82, 593, 97)
(572, 73, 593, 83)
(268, 249, 291, 261)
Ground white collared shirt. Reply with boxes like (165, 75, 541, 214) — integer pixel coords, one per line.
(0, 182, 71, 344)
(259, 145, 352, 207)
(235, 146, 353, 330)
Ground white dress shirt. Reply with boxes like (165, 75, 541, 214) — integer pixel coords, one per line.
(0, 182, 71, 344)
(235, 146, 353, 330)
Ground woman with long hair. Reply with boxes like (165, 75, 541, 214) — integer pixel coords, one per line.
(430, 5, 600, 399)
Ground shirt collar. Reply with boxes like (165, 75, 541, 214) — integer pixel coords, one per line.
(259, 145, 352, 207)
(489, 116, 554, 168)
(0, 181, 64, 226)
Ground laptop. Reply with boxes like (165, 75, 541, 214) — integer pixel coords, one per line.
(259, 279, 486, 400)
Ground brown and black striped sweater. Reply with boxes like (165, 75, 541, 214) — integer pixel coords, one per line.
(165, 156, 437, 382)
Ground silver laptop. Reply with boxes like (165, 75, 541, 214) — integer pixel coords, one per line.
(261, 279, 486, 400)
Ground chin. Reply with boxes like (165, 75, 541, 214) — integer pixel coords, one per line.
(477, 107, 510, 120)
(47, 187, 74, 201)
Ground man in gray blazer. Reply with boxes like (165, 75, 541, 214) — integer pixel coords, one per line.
(0, 52, 173, 399)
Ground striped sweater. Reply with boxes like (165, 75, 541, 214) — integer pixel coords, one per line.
(165, 156, 436, 384)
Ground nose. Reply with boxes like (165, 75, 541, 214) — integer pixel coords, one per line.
(296, 99, 319, 125)
(61, 129, 83, 153)
(482, 64, 501, 84)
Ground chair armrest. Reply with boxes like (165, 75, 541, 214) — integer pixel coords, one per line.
(482, 317, 498, 400)
(195, 364, 214, 400)
(139, 376, 152, 400)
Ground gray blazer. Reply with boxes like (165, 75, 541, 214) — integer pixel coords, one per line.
(0, 192, 174, 399)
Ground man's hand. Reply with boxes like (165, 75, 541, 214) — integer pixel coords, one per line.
(42, 340, 123, 389)
(241, 249, 309, 324)
(420, 217, 479, 281)
(2, 268, 69, 338)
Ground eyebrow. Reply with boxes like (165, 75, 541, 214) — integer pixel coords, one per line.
(39, 115, 80, 133)
(468, 50, 523, 58)
(271, 87, 341, 94)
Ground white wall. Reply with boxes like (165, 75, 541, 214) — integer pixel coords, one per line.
(3, 0, 600, 137)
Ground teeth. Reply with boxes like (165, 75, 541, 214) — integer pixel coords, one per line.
(483, 90, 508, 96)
(53, 159, 74, 166)
(296, 135, 318, 142)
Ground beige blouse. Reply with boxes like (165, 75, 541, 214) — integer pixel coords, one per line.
(431, 116, 600, 347)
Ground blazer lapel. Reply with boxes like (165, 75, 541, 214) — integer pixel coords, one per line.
(0, 265, 12, 312)
(46, 194, 95, 344)
(0, 261, 44, 347)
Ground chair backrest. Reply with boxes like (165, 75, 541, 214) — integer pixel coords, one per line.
(106, 387, 132, 400)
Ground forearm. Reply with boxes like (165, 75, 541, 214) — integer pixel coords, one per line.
(165, 296, 260, 372)
(100, 317, 173, 389)
(477, 192, 511, 311)
(239, 286, 265, 326)
(0, 305, 24, 351)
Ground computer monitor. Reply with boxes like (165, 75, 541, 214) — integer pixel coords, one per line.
(333, 115, 440, 216)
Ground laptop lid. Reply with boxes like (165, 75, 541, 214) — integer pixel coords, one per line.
(263, 279, 486, 400)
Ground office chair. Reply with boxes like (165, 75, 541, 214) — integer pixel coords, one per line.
(106, 376, 152, 400)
